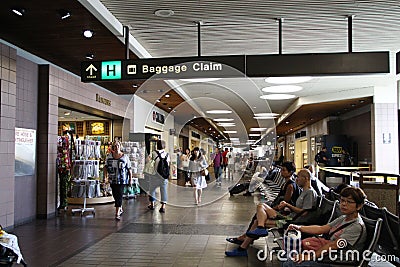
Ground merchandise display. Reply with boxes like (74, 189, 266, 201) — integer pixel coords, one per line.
(122, 141, 145, 179)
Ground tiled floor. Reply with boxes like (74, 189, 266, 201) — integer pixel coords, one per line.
(11, 175, 282, 267)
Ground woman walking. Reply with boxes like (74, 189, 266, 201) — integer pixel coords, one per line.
(104, 141, 133, 220)
(189, 147, 208, 204)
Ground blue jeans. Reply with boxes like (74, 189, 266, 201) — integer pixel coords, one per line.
(214, 166, 222, 182)
(149, 176, 168, 203)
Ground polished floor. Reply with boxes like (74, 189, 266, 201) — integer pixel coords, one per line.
(11, 175, 282, 267)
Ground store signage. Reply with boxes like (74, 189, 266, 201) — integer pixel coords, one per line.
(81, 52, 389, 82)
(191, 131, 200, 139)
(96, 93, 111, 106)
(152, 110, 165, 125)
(81, 55, 245, 81)
(15, 128, 36, 176)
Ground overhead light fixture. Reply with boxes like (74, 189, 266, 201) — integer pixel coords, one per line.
(64, 111, 71, 116)
(156, 99, 161, 103)
(12, 8, 25, 16)
(165, 94, 170, 98)
(254, 112, 279, 117)
(250, 127, 266, 131)
(213, 118, 234, 122)
(206, 110, 232, 114)
(265, 76, 313, 84)
(217, 123, 236, 127)
(254, 116, 276, 120)
(262, 85, 303, 93)
(132, 84, 138, 88)
(249, 133, 261, 137)
(154, 9, 175, 17)
(260, 94, 296, 100)
(85, 54, 94, 60)
(58, 9, 71, 20)
(168, 107, 172, 110)
(83, 30, 94, 38)
(223, 131, 237, 134)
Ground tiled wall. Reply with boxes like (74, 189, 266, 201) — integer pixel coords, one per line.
(0, 44, 17, 228)
(14, 56, 38, 224)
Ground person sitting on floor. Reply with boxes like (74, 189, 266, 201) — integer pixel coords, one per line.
(226, 161, 300, 245)
(225, 168, 317, 257)
(282, 186, 367, 266)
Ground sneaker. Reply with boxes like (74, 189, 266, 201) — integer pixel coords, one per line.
(226, 237, 244, 245)
(225, 248, 248, 257)
(246, 228, 268, 238)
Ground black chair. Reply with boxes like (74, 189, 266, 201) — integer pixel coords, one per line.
(319, 216, 383, 267)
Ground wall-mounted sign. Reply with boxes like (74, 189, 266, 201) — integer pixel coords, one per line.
(191, 131, 200, 139)
(15, 128, 36, 176)
(96, 93, 111, 106)
(152, 110, 165, 125)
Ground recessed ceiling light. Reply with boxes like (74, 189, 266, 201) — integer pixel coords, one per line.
(265, 76, 313, 84)
(64, 111, 71, 116)
(253, 116, 276, 120)
(132, 84, 138, 88)
(213, 118, 234, 122)
(286, 121, 290, 124)
(262, 85, 303, 93)
(156, 99, 161, 103)
(249, 133, 261, 137)
(250, 127, 266, 131)
(165, 94, 170, 98)
(260, 94, 296, 100)
(83, 30, 94, 38)
(206, 110, 232, 114)
(223, 131, 237, 134)
(12, 8, 25, 16)
(168, 107, 172, 110)
(154, 9, 175, 17)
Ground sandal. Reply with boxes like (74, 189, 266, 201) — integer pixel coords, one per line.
(226, 237, 244, 245)
(159, 207, 165, 213)
(115, 214, 121, 220)
(147, 204, 155, 210)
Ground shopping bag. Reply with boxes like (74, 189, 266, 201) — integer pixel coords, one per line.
(143, 158, 156, 175)
(283, 229, 301, 260)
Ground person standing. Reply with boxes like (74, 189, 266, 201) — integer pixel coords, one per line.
(104, 141, 133, 220)
(222, 148, 229, 177)
(213, 147, 223, 186)
(189, 147, 208, 204)
(226, 147, 235, 179)
(180, 148, 191, 186)
(315, 146, 328, 184)
(148, 140, 170, 213)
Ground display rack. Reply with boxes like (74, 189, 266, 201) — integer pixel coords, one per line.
(71, 180, 96, 216)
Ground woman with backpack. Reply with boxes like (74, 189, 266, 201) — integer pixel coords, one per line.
(189, 147, 208, 205)
(147, 140, 170, 213)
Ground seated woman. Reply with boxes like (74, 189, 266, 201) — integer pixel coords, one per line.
(283, 186, 367, 266)
(226, 162, 299, 246)
(225, 168, 317, 257)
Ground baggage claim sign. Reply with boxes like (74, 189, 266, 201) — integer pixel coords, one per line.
(81, 56, 245, 82)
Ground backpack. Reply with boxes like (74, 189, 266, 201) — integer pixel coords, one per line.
(156, 151, 170, 179)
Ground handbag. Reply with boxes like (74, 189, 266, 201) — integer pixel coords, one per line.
(143, 156, 156, 175)
(302, 236, 330, 251)
(284, 229, 302, 259)
(200, 169, 206, 176)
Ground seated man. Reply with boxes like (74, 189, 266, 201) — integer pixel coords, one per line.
(282, 187, 367, 266)
(226, 161, 299, 244)
(243, 166, 268, 196)
(225, 168, 317, 257)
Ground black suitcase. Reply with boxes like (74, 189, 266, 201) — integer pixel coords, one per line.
(228, 183, 249, 196)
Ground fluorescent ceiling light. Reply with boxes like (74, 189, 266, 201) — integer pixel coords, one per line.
(213, 118, 234, 122)
(254, 116, 276, 120)
(254, 113, 279, 117)
(249, 133, 261, 137)
(230, 138, 239, 140)
(260, 94, 296, 100)
(262, 85, 303, 93)
(180, 78, 221, 83)
(12, 8, 25, 16)
(206, 110, 232, 114)
(250, 128, 266, 131)
(218, 123, 236, 127)
(223, 131, 237, 134)
(265, 76, 313, 84)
